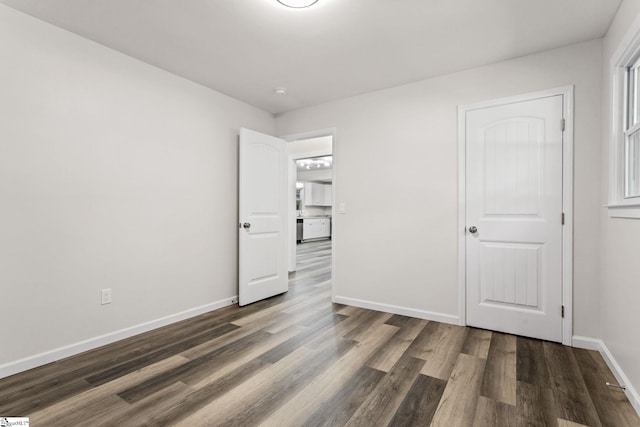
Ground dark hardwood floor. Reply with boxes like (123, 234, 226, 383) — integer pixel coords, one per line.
(1, 239, 638, 426)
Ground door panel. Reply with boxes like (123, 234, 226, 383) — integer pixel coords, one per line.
(466, 95, 563, 342)
(239, 128, 288, 306)
(483, 119, 542, 215)
(480, 242, 540, 308)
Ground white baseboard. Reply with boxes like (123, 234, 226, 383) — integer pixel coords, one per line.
(0, 296, 237, 380)
(333, 295, 460, 325)
(573, 335, 640, 417)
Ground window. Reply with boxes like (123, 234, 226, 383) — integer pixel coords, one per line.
(609, 20, 640, 218)
(625, 59, 640, 198)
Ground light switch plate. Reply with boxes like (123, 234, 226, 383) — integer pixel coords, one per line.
(101, 288, 112, 305)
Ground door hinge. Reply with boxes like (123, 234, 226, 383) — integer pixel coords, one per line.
(561, 118, 566, 132)
(562, 212, 565, 225)
(561, 305, 565, 318)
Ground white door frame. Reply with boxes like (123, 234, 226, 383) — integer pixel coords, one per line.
(457, 86, 574, 346)
(282, 128, 337, 303)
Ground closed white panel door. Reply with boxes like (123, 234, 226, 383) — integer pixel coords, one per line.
(239, 128, 288, 306)
(466, 95, 563, 342)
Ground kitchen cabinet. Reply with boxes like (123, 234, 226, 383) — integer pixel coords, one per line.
(304, 182, 332, 206)
(302, 218, 331, 240)
(324, 185, 332, 206)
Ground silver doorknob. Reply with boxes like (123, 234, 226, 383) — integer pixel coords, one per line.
(468, 226, 478, 234)
(243, 223, 251, 229)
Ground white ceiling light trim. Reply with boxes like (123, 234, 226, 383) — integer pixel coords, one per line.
(277, 0, 319, 8)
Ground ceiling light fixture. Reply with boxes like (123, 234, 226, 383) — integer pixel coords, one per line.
(273, 87, 287, 95)
(277, 0, 319, 8)
(297, 157, 332, 170)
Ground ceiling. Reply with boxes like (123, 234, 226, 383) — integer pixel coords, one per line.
(0, 0, 621, 114)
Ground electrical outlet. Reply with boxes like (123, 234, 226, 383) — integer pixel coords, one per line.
(101, 288, 112, 305)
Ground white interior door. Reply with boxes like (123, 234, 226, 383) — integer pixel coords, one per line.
(465, 95, 564, 342)
(239, 128, 288, 306)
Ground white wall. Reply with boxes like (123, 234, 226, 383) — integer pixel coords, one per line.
(600, 0, 640, 403)
(288, 136, 332, 157)
(298, 169, 332, 182)
(277, 39, 603, 335)
(0, 5, 275, 371)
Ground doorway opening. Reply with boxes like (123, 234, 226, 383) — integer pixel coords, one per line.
(285, 131, 335, 302)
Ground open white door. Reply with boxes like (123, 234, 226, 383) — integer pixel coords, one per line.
(239, 128, 288, 306)
(465, 95, 564, 342)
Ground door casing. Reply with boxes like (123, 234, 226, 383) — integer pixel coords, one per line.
(457, 86, 574, 346)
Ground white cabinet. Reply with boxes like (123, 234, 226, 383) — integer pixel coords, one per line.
(318, 218, 330, 237)
(304, 182, 323, 206)
(302, 218, 331, 240)
(304, 182, 332, 206)
(324, 185, 332, 206)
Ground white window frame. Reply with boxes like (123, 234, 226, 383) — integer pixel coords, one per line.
(609, 16, 640, 219)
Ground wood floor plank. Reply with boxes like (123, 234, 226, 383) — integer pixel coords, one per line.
(131, 358, 271, 426)
(0, 377, 93, 416)
(461, 327, 493, 359)
(335, 304, 360, 316)
(172, 346, 315, 426)
(177, 339, 355, 427)
(366, 317, 427, 372)
(473, 395, 516, 427)
(187, 325, 306, 389)
(419, 323, 469, 381)
(557, 420, 590, 427)
(181, 304, 326, 360)
(387, 374, 447, 427)
(344, 354, 426, 427)
(84, 322, 239, 386)
(516, 381, 557, 427)
(263, 300, 333, 334)
(262, 323, 399, 427)
(117, 329, 275, 403)
(543, 342, 603, 427)
(258, 311, 347, 364)
(281, 290, 334, 314)
(480, 332, 517, 405)
(31, 393, 127, 427)
(300, 366, 386, 427)
(405, 320, 439, 359)
(572, 347, 640, 427)
(430, 353, 487, 427)
(95, 381, 193, 427)
(231, 285, 328, 326)
(343, 310, 393, 341)
(29, 355, 189, 425)
(517, 336, 550, 388)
